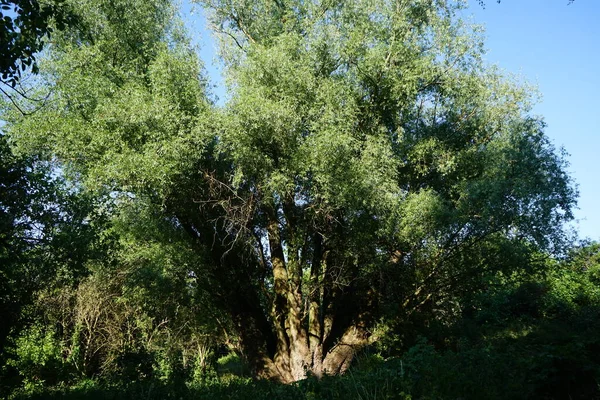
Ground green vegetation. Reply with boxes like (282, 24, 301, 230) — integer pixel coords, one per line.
(0, 0, 596, 398)
(1, 0, 78, 89)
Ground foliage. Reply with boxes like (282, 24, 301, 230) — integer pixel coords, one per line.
(0, 0, 77, 87)
(0, 0, 589, 398)
(2, 244, 600, 399)
(414, 244, 600, 399)
(1, 0, 577, 384)
(0, 134, 105, 357)
(4, 324, 71, 394)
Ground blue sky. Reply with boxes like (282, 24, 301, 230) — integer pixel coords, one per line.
(182, 0, 599, 241)
(464, 0, 600, 241)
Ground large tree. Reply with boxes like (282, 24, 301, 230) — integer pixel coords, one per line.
(3, 0, 575, 383)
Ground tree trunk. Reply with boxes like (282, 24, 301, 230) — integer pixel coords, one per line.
(175, 193, 374, 383)
(236, 213, 372, 382)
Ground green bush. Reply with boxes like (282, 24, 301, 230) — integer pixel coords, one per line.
(5, 324, 72, 395)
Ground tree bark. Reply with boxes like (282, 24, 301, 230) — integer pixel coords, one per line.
(265, 205, 310, 381)
(174, 195, 371, 383)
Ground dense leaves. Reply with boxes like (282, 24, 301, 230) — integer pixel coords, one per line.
(0, 135, 101, 348)
(0, 0, 593, 398)
(0, 0, 77, 87)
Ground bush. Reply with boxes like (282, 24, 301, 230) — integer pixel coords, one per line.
(5, 324, 72, 394)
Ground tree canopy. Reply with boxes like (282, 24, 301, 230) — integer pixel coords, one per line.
(477, 0, 574, 6)
(0, 0, 77, 87)
(1, 0, 576, 386)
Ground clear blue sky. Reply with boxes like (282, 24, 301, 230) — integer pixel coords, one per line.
(464, 0, 600, 241)
(182, 0, 600, 241)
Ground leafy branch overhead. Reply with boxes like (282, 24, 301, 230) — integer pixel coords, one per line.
(0, 0, 77, 87)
